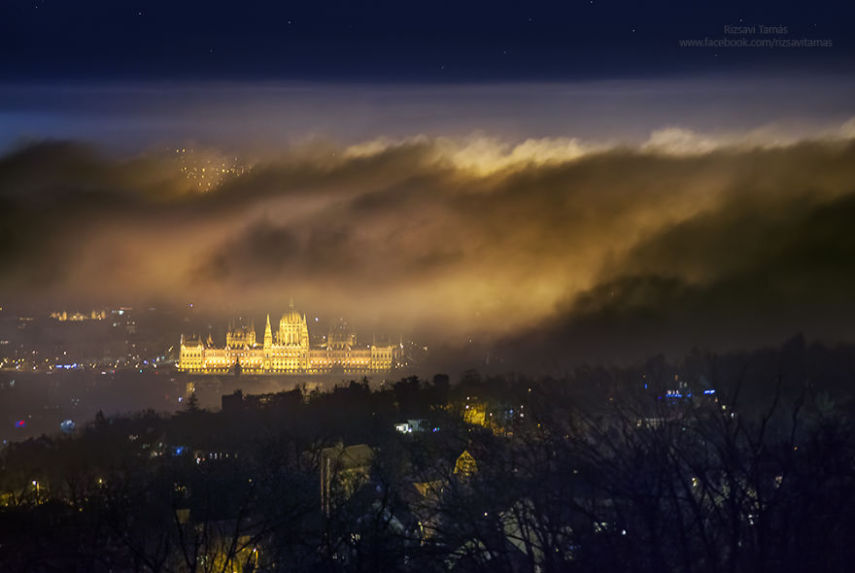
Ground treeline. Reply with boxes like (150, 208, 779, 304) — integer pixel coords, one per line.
(0, 336, 854, 572)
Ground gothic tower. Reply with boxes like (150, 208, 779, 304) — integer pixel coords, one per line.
(263, 314, 273, 371)
(264, 314, 273, 349)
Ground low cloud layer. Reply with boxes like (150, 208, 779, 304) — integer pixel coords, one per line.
(2, 124, 855, 363)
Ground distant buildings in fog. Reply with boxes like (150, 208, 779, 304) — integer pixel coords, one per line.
(50, 310, 107, 322)
(174, 146, 248, 192)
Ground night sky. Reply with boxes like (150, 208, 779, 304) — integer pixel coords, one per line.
(0, 0, 852, 81)
(1, 1, 855, 367)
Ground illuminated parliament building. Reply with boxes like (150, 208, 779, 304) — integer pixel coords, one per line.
(178, 303, 397, 375)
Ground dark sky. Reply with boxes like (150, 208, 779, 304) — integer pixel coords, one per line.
(0, 0, 852, 81)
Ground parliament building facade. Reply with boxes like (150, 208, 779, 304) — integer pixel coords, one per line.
(178, 304, 397, 375)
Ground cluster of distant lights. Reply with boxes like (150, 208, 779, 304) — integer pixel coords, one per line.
(49, 310, 107, 322)
(664, 388, 716, 399)
(175, 147, 248, 192)
(394, 422, 440, 434)
(1, 307, 145, 370)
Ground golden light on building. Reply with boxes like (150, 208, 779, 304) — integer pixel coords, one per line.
(463, 402, 487, 427)
(50, 309, 107, 322)
(178, 302, 397, 375)
(454, 449, 478, 478)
